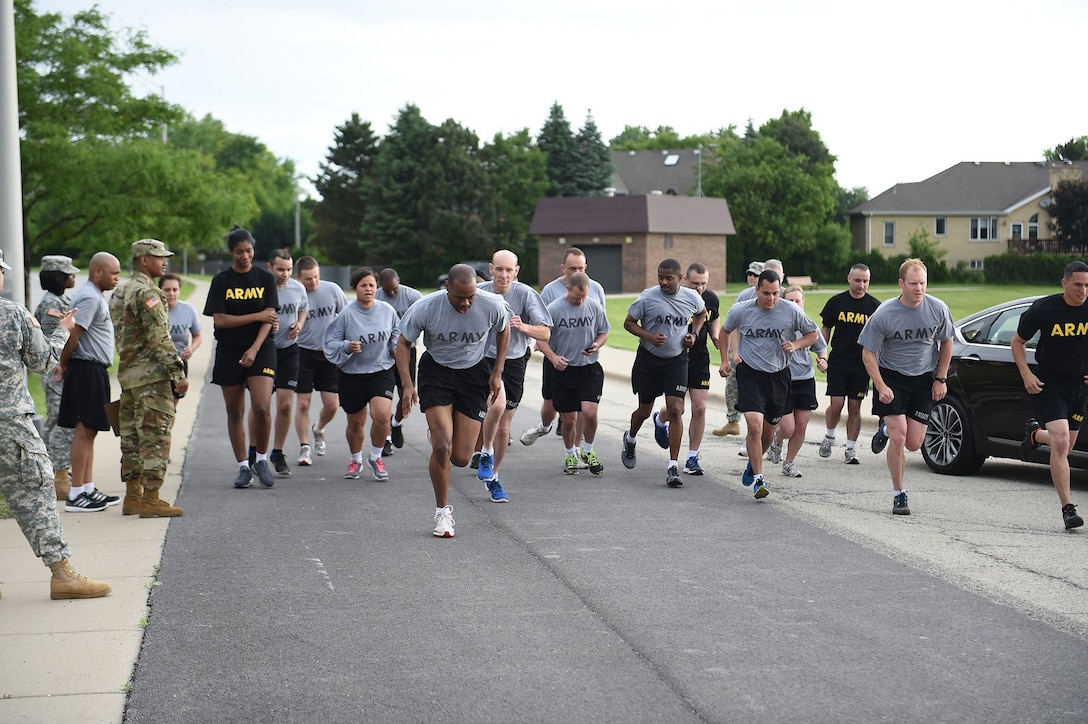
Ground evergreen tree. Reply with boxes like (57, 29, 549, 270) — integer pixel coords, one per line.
(1048, 177, 1088, 251)
(537, 102, 580, 197)
(479, 129, 550, 278)
(426, 118, 490, 266)
(312, 113, 379, 264)
(574, 112, 614, 196)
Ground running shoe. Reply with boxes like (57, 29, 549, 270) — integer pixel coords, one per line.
(753, 478, 769, 499)
(345, 460, 361, 480)
(233, 466, 253, 489)
(391, 421, 404, 449)
(87, 489, 120, 508)
(469, 452, 481, 470)
(872, 421, 889, 454)
(844, 448, 859, 465)
(652, 412, 669, 449)
(486, 477, 509, 503)
(893, 491, 910, 515)
(781, 461, 803, 478)
(270, 450, 291, 476)
(563, 454, 580, 475)
(476, 452, 494, 481)
(253, 460, 275, 488)
(383, 439, 394, 457)
(621, 436, 637, 469)
(297, 445, 313, 467)
(741, 461, 756, 487)
(1020, 418, 1042, 461)
(818, 435, 834, 458)
(64, 492, 107, 512)
(312, 424, 327, 456)
(248, 446, 256, 469)
(1062, 503, 1084, 530)
(433, 507, 455, 538)
(585, 449, 604, 476)
(666, 465, 682, 488)
(576, 449, 589, 469)
(520, 424, 551, 446)
(367, 457, 389, 481)
(764, 440, 782, 465)
(683, 453, 704, 475)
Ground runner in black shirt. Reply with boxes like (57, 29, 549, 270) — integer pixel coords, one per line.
(1014, 260, 1088, 530)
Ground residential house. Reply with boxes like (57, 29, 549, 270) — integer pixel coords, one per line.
(849, 161, 1088, 271)
(529, 195, 734, 294)
(609, 148, 704, 197)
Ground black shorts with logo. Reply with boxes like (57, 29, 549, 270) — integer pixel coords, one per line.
(1032, 371, 1088, 431)
(736, 362, 791, 425)
(486, 348, 531, 410)
(418, 352, 490, 421)
(212, 341, 276, 387)
(871, 367, 935, 425)
(274, 344, 300, 391)
(783, 376, 819, 416)
(825, 355, 871, 400)
(297, 346, 339, 394)
(686, 354, 712, 392)
(631, 347, 688, 404)
(553, 362, 605, 414)
(338, 367, 396, 415)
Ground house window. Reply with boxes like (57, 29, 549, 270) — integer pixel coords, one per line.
(935, 217, 946, 237)
(969, 259, 984, 271)
(883, 221, 895, 247)
(1028, 214, 1039, 240)
(664, 233, 674, 250)
(970, 217, 998, 241)
(1010, 222, 1023, 240)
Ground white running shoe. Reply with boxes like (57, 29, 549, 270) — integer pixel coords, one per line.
(764, 441, 782, 465)
(298, 445, 312, 466)
(312, 424, 327, 456)
(818, 436, 834, 458)
(782, 461, 803, 478)
(432, 507, 455, 538)
(520, 424, 551, 446)
(844, 447, 859, 465)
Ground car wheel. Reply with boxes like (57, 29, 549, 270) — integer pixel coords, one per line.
(922, 395, 986, 475)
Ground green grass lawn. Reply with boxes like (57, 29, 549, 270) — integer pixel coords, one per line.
(604, 283, 1053, 364)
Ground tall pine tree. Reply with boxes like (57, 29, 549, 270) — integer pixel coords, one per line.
(575, 111, 614, 196)
(537, 102, 580, 197)
(312, 113, 379, 263)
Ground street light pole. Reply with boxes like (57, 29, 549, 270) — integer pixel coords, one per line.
(0, 0, 26, 305)
(294, 195, 301, 250)
(695, 145, 703, 198)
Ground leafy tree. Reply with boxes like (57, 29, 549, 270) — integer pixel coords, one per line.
(1044, 137, 1088, 162)
(1047, 177, 1088, 251)
(834, 185, 869, 225)
(608, 124, 733, 152)
(311, 113, 379, 264)
(425, 118, 490, 265)
(574, 112, 613, 196)
(760, 109, 836, 177)
(479, 129, 549, 278)
(537, 102, 580, 197)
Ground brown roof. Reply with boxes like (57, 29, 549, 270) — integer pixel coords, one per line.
(852, 161, 1088, 215)
(529, 195, 735, 236)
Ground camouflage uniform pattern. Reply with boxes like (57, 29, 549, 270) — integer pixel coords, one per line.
(110, 272, 185, 492)
(725, 365, 740, 423)
(0, 297, 71, 566)
(34, 290, 75, 469)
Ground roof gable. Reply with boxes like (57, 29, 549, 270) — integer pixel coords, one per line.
(529, 195, 734, 236)
(610, 149, 700, 196)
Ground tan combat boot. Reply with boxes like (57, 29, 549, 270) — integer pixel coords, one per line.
(54, 467, 71, 501)
(712, 421, 742, 437)
(138, 488, 183, 518)
(49, 559, 111, 600)
(122, 480, 143, 516)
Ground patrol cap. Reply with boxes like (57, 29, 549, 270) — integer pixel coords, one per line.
(746, 261, 764, 276)
(132, 239, 174, 258)
(0, 249, 10, 271)
(41, 255, 79, 274)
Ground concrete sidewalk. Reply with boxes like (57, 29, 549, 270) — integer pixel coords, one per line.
(0, 287, 876, 723)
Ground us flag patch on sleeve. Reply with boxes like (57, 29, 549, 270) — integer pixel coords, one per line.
(146, 296, 161, 309)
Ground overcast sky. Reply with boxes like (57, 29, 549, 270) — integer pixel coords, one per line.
(35, 0, 1088, 199)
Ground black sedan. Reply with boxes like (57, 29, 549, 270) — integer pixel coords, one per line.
(921, 296, 1088, 475)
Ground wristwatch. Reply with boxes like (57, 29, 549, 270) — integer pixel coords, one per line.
(934, 376, 947, 383)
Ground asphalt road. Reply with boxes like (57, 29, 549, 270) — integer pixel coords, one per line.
(125, 363, 1088, 723)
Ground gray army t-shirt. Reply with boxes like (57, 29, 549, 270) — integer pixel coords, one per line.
(540, 275, 606, 307)
(297, 279, 346, 351)
(545, 296, 610, 367)
(398, 289, 508, 369)
(479, 281, 552, 360)
(167, 301, 202, 356)
(375, 284, 423, 318)
(858, 295, 954, 376)
(273, 278, 308, 349)
(71, 280, 114, 365)
(626, 286, 706, 359)
(723, 299, 819, 374)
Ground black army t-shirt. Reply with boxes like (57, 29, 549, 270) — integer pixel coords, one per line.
(203, 266, 279, 347)
(688, 289, 720, 365)
(1017, 293, 1088, 380)
(819, 291, 880, 361)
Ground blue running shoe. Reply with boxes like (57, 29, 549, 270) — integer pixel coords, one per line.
(754, 479, 769, 499)
(741, 461, 756, 487)
(652, 412, 669, 449)
(486, 477, 509, 503)
(683, 454, 704, 475)
(476, 452, 495, 481)
(872, 420, 889, 454)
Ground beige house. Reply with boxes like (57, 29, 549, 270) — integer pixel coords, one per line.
(849, 161, 1088, 271)
(529, 195, 734, 294)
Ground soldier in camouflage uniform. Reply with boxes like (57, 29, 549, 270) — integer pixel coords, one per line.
(110, 239, 187, 518)
(35, 255, 80, 500)
(0, 248, 111, 600)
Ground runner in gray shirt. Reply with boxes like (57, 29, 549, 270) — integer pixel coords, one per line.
(621, 258, 706, 488)
(858, 258, 953, 516)
(713, 260, 763, 437)
(267, 250, 308, 475)
(294, 257, 346, 465)
(324, 267, 401, 482)
(538, 272, 610, 476)
(721, 269, 818, 499)
(472, 250, 552, 502)
(376, 268, 423, 453)
(397, 264, 509, 538)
